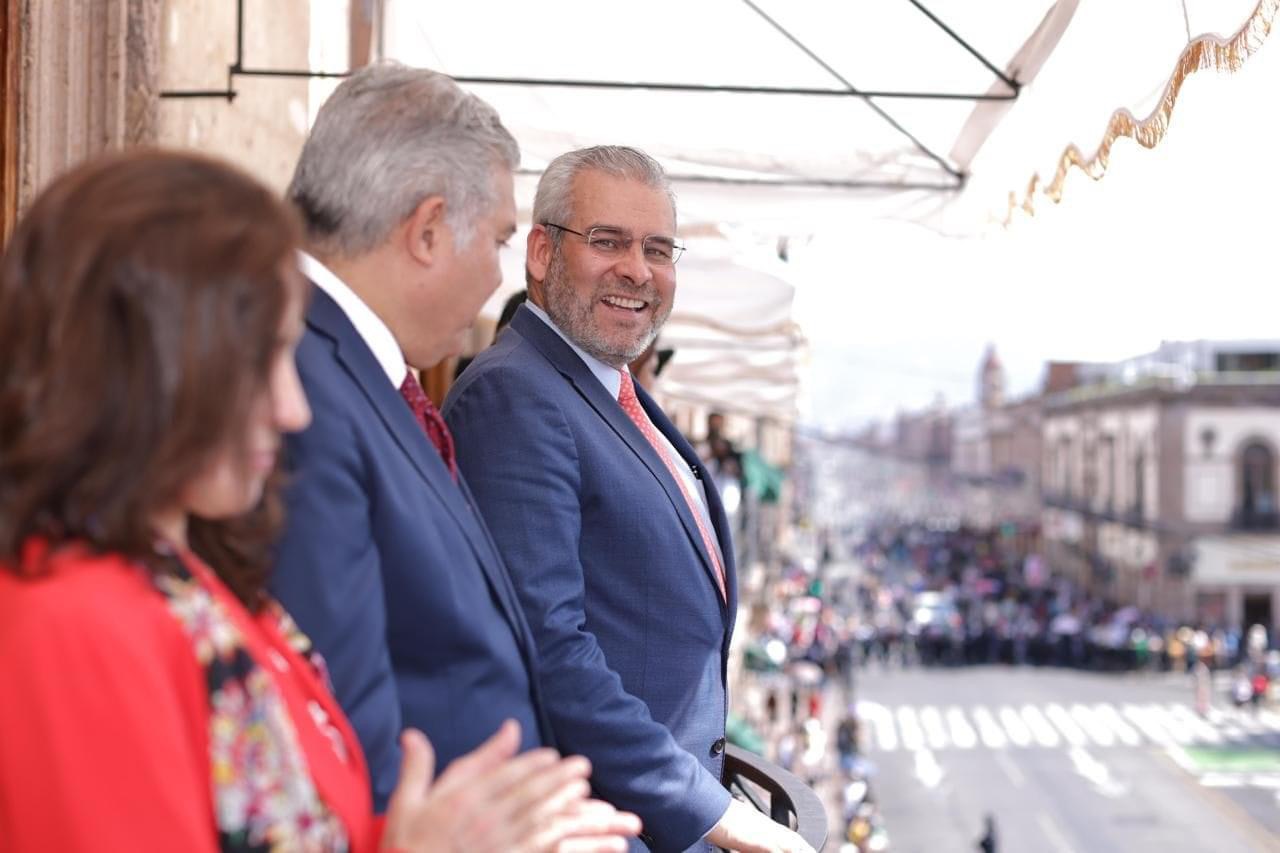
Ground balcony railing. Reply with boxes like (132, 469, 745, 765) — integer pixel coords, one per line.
(723, 744, 828, 851)
(1042, 493, 1150, 529)
(1232, 508, 1280, 531)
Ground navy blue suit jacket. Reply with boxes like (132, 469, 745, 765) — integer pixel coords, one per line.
(272, 287, 552, 811)
(443, 306, 736, 852)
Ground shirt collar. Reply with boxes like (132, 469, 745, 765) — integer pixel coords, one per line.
(300, 251, 407, 388)
(523, 301, 624, 399)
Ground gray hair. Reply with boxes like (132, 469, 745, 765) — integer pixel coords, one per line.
(532, 146, 675, 246)
(288, 62, 519, 255)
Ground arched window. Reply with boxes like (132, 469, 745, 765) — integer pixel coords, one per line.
(1239, 442, 1278, 528)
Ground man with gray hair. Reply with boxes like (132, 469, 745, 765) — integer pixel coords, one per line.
(444, 146, 812, 852)
(271, 66, 638, 850)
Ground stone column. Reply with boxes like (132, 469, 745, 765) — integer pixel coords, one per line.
(16, 0, 160, 212)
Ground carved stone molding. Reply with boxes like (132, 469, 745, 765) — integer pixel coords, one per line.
(125, 0, 159, 145)
(16, 0, 159, 213)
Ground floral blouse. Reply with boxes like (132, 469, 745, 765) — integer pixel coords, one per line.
(0, 541, 376, 852)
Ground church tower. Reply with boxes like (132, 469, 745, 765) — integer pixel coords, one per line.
(979, 344, 1005, 410)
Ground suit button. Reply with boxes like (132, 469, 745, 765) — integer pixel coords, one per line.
(710, 737, 726, 756)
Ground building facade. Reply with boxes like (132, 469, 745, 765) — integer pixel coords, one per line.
(1040, 340, 1280, 632)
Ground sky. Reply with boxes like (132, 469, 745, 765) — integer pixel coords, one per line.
(788, 190, 1280, 432)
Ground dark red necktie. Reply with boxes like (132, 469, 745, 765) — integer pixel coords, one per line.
(399, 371, 457, 481)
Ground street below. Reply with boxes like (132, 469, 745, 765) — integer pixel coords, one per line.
(831, 664, 1280, 852)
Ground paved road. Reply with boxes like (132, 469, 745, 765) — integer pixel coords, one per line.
(836, 665, 1280, 852)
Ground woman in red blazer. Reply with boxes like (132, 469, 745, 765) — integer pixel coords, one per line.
(0, 150, 638, 853)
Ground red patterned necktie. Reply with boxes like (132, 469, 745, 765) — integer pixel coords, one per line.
(399, 371, 457, 481)
(617, 370, 726, 601)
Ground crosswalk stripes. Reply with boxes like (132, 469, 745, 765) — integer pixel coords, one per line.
(1209, 710, 1252, 742)
(919, 706, 948, 750)
(1021, 705, 1060, 747)
(1122, 704, 1174, 745)
(945, 706, 978, 749)
(998, 706, 1032, 747)
(970, 706, 1007, 748)
(1153, 703, 1197, 744)
(896, 706, 924, 752)
(1093, 703, 1141, 746)
(1069, 704, 1113, 747)
(1169, 704, 1221, 744)
(1211, 707, 1280, 740)
(855, 700, 1280, 753)
(1046, 704, 1087, 746)
(865, 703, 897, 751)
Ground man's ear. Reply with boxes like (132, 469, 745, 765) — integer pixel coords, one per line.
(526, 225, 552, 284)
(404, 195, 448, 266)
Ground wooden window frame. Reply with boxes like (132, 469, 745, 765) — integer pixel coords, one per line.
(0, 0, 19, 242)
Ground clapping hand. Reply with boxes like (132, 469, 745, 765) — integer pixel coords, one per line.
(382, 720, 641, 853)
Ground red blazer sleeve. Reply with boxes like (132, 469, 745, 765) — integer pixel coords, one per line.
(0, 562, 217, 851)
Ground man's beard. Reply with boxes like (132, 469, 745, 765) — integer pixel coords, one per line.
(542, 249, 669, 368)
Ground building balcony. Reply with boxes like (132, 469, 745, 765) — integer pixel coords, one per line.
(724, 744, 828, 850)
(1043, 493, 1149, 530)
(1042, 492, 1078, 514)
(1232, 508, 1280, 531)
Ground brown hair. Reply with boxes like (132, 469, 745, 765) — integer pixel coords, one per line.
(0, 149, 304, 608)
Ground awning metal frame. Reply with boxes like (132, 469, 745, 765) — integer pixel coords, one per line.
(158, 0, 1030, 193)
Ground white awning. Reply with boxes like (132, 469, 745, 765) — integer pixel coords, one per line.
(370, 0, 1277, 423)
(383, 0, 1075, 236)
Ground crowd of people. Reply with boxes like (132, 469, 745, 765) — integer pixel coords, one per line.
(0, 64, 813, 852)
(740, 519, 1276, 723)
(735, 573, 889, 852)
(840, 521, 1275, 688)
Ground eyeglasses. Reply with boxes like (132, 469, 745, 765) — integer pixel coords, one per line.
(542, 223, 685, 266)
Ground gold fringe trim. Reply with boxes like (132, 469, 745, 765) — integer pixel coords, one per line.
(1003, 0, 1278, 226)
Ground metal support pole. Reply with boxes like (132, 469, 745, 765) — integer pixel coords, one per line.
(905, 0, 1021, 93)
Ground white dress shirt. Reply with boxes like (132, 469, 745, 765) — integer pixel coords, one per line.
(300, 251, 406, 389)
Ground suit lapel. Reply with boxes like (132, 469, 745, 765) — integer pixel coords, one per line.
(305, 288, 541, 655)
(510, 307, 730, 613)
(638, 383, 739, 618)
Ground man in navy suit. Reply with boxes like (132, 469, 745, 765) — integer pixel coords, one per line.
(444, 147, 811, 853)
(270, 69, 640, 851)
